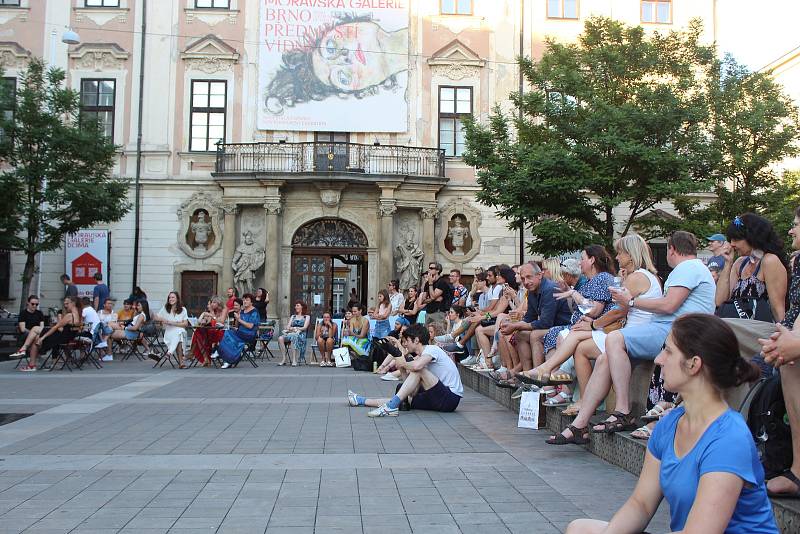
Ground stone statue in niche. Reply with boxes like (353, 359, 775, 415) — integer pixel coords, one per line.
(189, 210, 214, 252)
(232, 230, 266, 296)
(395, 224, 424, 290)
(446, 215, 470, 256)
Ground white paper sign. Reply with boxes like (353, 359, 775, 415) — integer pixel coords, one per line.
(518, 391, 541, 429)
(313, 294, 321, 305)
(258, 0, 409, 132)
(64, 229, 109, 299)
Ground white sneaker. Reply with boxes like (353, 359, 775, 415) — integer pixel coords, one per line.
(460, 355, 477, 367)
(9, 349, 26, 359)
(380, 373, 400, 381)
(221, 362, 231, 369)
(367, 404, 399, 417)
(96, 341, 108, 349)
(101, 355, 113, 362)
(211, 351, 219, 359)
(347, 390, 361, 407)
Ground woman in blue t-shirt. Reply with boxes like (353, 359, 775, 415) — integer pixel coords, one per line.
(567, 314, 777, 534)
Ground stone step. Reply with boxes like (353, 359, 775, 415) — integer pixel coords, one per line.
(458, 364, 800, 533)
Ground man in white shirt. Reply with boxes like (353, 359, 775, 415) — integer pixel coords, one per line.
(348, 323, 463, 416)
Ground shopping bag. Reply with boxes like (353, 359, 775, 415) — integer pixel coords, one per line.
(518, 391, 541, 429)
(333, 347, 351, 368)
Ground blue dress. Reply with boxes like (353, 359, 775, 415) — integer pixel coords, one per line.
(285, 315, 308, 359)
(542, 271, 614, 353)
(218, 309, 260, 364)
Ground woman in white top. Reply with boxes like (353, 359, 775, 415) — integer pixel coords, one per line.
(388, 280, 405, 313)
(521, 235, 661, 413)
(155, 292, 189, 368)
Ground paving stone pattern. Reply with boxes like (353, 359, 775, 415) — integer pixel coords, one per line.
(0, 358, 671, 533)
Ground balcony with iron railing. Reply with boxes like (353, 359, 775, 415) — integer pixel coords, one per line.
(214, 141, 446, 178)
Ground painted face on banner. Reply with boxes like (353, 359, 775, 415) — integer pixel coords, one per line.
(312, 22, 388, 92)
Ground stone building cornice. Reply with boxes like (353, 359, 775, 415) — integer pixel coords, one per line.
(69, 43, 130, 71)
(0, 41, 31, 69)
(181, 34, 239, 73)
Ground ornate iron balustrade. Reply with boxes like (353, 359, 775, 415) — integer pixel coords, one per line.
(215, 141, 446, 178)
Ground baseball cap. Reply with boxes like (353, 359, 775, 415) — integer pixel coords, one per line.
(707, 233, 726, 242)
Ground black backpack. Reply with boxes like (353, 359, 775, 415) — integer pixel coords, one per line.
(744, 374, 793, 478)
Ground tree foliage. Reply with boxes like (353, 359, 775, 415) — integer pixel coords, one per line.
(463, 17, 719, 256)
(640, 55, 800, 241)
(0, 59, 130, 312)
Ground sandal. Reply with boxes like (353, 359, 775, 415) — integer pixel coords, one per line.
(496, 377, 521, 389)
(561, 403, 581, 417)
(549, 371, 573, 384)
(489, 369, 511, 381)
(640, 402, 674, 423)
(546, 424, 590, 445)
(591, 411, 638, 434)
(631, 425, 653, 440)
(543, 391, 572, 407)
(768, 470, 800, 499)
(517, 368, 548, 385)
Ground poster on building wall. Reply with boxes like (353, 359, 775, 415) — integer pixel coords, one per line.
(64, 230, 109, 299)
(258, 0, 409, 132)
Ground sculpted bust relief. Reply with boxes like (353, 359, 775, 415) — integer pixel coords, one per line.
(447, 216, 470, 256)
(190, 210, 213, 251)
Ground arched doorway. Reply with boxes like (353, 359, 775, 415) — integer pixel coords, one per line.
(291, 218, 368, 320)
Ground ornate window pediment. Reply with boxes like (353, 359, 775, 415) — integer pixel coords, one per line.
(181, 35, 239, 74)
(427, 39, 485, 81)
(0, 42, 31, 69)
(69, 43, 129, 71)
(292, 218, 368, 249)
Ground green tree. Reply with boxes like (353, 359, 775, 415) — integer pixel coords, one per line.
(641, 56, 800, 240)
(0, 59, 130, 313)
(463, 17, 717, 256)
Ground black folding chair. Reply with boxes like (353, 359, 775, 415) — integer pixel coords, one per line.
(234, 337, 259, 368)
(255, 323, 276, 361)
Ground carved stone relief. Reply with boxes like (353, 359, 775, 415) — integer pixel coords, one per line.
(438, 198, 482, 263)
(74, 8, 128, 25)
(69, 43, 129, 71)
(430, 63, 481, 81)
(177, 191, 224, 260)
(0, 42, 31, 69)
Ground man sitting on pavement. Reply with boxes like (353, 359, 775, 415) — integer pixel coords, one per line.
(496, 262, 572, 385)
(347, 323, 463, 417)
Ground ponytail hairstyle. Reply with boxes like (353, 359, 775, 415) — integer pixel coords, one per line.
(670, 314, 760, 389)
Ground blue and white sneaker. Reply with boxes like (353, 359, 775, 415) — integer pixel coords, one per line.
(347, 390, 361, 407)
(367, 403, 399, 417)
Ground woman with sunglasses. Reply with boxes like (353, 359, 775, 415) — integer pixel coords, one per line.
(715, 213, 788, 323)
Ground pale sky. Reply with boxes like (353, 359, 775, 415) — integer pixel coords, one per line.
(716, 0, 800, 71)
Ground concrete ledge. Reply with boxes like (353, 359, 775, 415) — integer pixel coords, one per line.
(458, 364, 800, 533)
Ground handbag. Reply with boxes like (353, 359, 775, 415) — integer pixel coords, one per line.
(602, 319, 625, 334)
(518, 391, 541, 429)
(333, 347, 350, 368)
(480, 318, 497, 327)
(717, 298, 774, 323)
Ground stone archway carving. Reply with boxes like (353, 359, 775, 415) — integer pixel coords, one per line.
(177, 191, 224, 259)
(438, 198, 482, 263)
(292, 218, 368, 249)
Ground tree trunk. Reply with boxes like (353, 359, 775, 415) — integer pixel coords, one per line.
(18, 250, 36, 316)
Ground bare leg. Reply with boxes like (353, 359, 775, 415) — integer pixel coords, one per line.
(17, 326, 43, 351)
(460, 321, 479, 346)
(476, 325, 494, 364)
(531, 330, 547, 367)
(553, 351, 612, 439)
(515, 331, 532, 369)
(27, 342, 41, 368)
(278, 336, 288, 364)
(574, 339, 602, 399)
(604, 330, 632, 415)
(565, 519, 608, 534)
(768, 362, 800, 494)
(498, 334, 517, 372)
(539, 330, 592, 375)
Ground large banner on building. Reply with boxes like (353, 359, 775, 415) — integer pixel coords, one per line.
(258, 0, 409, 132)
(64, 230, 109, 299)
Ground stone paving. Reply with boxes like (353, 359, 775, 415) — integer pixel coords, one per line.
(0, 355, 671, 533)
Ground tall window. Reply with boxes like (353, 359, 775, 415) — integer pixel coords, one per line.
(195, 0, 229, 8)
(0, 0, 21, 6)
(190, 80, 226, 152)
(440, 0, 472, 15)
(80, 79, 115, 142)
(438, 86, 472, 157)
(641, 0, 671, 23)
(85, 0, 120, 6)
(547, 0, 578, 19)
(0, 77, 15, 141)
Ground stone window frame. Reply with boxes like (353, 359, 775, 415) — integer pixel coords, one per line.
(1, 76, 16, 142)
(84, 0, 120, 7)
(189, 79, 228, 153)
(195, 0, 229, 8)
(438, 85, 472, 158)
(79, 78, 116, 143)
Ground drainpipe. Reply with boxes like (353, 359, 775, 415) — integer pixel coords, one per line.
(131, 0, 147, 292)
(518, 0, 525, 265)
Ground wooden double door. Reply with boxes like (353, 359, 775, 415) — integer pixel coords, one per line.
(291, 250, 366, 320)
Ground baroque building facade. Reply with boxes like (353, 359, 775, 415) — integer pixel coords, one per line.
(1, 0, 715, 319)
